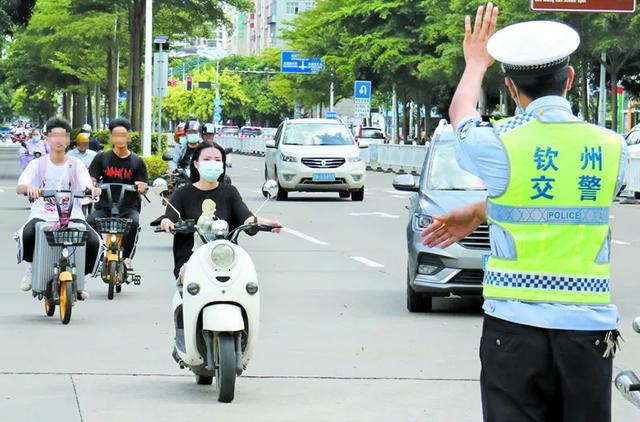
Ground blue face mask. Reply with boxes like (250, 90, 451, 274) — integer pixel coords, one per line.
(187, 133, 200, 144)
(31, 136, 41, 142)
(179, 136, 187, 146)
(198, 160, 224, 182)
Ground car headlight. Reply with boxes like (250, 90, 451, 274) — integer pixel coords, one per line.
(414, 213, 433, 230)
(348, 154, 362, 163)
(280, 153, 298, 162)
(211, 244, 235, 269)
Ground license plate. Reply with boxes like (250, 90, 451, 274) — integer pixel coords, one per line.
(482, 254, 490, 271)
(312, 173, 336, 182)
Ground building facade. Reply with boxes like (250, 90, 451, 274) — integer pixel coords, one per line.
(228, 0, 316, 56)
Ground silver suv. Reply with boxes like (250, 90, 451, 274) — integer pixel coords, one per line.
(393, 124, 489, 312)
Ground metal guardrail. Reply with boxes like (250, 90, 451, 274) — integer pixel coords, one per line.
(214, 135, 428, 175)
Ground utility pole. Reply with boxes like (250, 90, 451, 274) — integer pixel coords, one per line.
(598, 51, 607, 127)
(392, 85, 398, 144)
(141, 0, 152, 157)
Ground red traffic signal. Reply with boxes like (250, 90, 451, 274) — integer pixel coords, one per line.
(186, 76, 193, 92)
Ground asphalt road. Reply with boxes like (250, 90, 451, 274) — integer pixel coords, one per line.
(0, 143, 639, 421)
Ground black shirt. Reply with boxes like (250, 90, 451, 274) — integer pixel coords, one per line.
(163, 183, 253, 278)
(89, 150, 148, 211)
(179, 146, 195, 169)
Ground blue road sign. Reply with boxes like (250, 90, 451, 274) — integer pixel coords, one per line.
(280, 51, 324, 74)
(214, 112, 222, 122)
(354, 81, 372, 100)
(326, 111, 339, 120)
(214, 98, 221, 107)
(214, 105, 222, 113)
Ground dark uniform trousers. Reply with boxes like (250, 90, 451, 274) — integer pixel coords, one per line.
(480, 315, 613, 422)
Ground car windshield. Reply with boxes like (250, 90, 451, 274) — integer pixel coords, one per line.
(425, 140, 485, 191)
(283, 123, 354, 146)
(361, 128, 384, 139)
(221, 127, 238, 133)
(241, 128, 261, 135)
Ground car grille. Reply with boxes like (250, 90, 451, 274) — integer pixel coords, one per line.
(458, 224, 490, 249)
(452, 269, 485, 284)
(300, 177, 347, 185)
(301, 157, 346, 169)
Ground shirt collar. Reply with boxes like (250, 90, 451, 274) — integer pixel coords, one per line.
(525, 95, 572, 115)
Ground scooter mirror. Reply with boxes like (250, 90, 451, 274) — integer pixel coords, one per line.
(261, 180, 278, 199)
(162, 153, 173, 161)
(151, 178, 169, 196)
(615, 371, 640, 408)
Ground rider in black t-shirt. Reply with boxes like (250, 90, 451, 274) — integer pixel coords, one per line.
(158, 141, 281, 279)
(87, 118, 148, 267)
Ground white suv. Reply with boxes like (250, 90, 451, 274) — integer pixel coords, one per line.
(265, 118, 368, 201)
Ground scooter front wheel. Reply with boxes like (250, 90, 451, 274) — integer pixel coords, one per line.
(214, 333, 236, 403)
(107, 261, 116, 300)
(59, 281, 73, 325)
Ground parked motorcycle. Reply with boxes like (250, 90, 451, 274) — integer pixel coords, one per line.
(151, 178, 279, 403)
(615, 317, 640, 409)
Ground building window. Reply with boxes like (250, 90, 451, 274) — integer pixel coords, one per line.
(286, 2, 299, 15)
(304, 1, 315, 10)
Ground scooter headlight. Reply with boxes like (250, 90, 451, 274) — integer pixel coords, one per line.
(211, 244, 235, 269)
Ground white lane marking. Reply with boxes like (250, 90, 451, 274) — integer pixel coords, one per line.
(252, 168, 260, 171)
(349, 212, 400, 219)
(282, 227, 329, 246)
(612, 240, 630, 245)
(351, 256, 384, 268)
(610, 215, 615, 219)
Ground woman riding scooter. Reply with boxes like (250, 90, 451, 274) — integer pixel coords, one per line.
(19, 128, 49, 170)
(157, 141, 281, 279)
(154, 140, 281, 401)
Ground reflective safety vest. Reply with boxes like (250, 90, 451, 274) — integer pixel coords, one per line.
(484, 116, 622, 305)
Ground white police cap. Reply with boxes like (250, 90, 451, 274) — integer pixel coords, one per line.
(487, 21, 580, 77)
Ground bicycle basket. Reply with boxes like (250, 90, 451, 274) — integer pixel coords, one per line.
(44, 229, 88, 247)
(96, 218, 132, 234)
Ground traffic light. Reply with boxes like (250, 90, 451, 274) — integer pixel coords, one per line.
(168, 79, 177, 88)
(186, 76, 192, 92)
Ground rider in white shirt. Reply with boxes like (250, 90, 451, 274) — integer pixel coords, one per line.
(15, 117, 102, 298)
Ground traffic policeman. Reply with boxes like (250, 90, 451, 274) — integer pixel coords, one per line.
(421, 4, 628, 421)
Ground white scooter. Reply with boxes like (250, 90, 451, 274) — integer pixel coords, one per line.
(151, 179, 280, 403)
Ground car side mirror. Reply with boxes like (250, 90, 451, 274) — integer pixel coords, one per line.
(358, 140, 369, 149)
(162, 152, 173, 161)
(266, 140, 276, 148)
(392, 174, 419, 192)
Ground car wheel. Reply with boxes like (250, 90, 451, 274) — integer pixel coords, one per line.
(635, 192, 640, 200)
(275, 170, 288, 201)
(339, 191, 350, 199)
(407, 271, 432, 313)
(351, 187, 364, 202)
